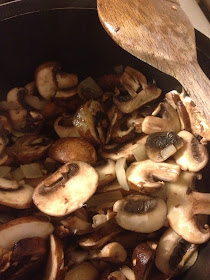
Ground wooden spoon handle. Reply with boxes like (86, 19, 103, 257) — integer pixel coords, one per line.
(176, 62, 210, 122)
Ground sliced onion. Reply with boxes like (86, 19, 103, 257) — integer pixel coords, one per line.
(160, 144, 177, 160)
(20, 163, 43, 179)
(132, 143, 147, 162)
(0, 178, 19, 190)
(116, 157, 130, 191)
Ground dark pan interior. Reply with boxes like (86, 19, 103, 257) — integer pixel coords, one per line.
(0, 4, 210, 280)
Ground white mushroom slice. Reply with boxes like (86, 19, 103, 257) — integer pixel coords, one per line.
(54, 115, 80, 138)
(33, 161, 98, 216)
(9, 108, 27, 131)
(142, 102, 181, 134)
(89, 242, 127, 263)
(0, 216, 54, 250)
(99, 135, 147, 162)
(64, 262, 99, 280)
(126, 159, 180, 193)
(7, 87, 27, 106)
(0, 178, 19, 190)
(166, 171, 210, 244)
(113, 194, 167, 233)
(113, 66, 161, 113)
(145, 132, 184, 162)
(155, 227, 198, 276)
(94, 159, 116, 186)
(174, 131, 208, 172)
(0, 184, 34, 209)
(56, 72, 78, 89)
(121, 266, 135, 280)
(35, 62, 58, 100)
(44, 234, 64, 280)
(180, 91, 210, 140)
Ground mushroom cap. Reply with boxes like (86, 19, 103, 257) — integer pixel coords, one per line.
(0, 216, 54, 250)
(126, 159, 180, 193)
(113, 194, 167, 233)
(33, 161, 99, 216)
(48, 137, 97, 165)
(145, 132, 184, 162)
(174, 131, 208, 172)
(155, 227, 198, 276)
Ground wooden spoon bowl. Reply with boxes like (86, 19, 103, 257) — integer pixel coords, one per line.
(97, 0, 210, 122)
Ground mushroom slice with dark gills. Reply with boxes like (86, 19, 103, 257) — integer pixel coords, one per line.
(146, 132, 184, 162)
(113, 66, 161, 114)
(174, 131, 208, 172)
(113, 194, 167, 233)
(166, 171, 210, 244)
(126, 159, 181, 193)
(33, 161, 98, 216)
(5, 135, 52, 166)
(142, 102, 181, 134)
(73, 100, 109, 145)
(155, 227, 198, 276)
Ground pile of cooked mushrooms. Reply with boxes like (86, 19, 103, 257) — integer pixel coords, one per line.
(0, 62, 210, 280)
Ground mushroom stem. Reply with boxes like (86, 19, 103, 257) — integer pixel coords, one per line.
(193, 192, 210, 215)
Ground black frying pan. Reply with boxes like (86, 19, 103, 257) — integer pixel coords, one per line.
(0, 1, 209, 279)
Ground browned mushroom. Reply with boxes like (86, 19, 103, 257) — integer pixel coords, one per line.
(33, 161, 99, 216)
(48, 137, 97, 165)
(113, 66, 161, 113)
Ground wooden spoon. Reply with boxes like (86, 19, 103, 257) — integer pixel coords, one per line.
(97, 0, 210, 122)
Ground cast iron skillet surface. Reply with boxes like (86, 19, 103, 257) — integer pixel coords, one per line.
(0, 1, 209, 279)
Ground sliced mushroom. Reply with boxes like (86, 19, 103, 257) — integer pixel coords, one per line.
(5, 135, 52, 166)
(113, 66, 161, 113)
(99, 135, 147, 162)
(120, 265, 136, 280)
(94, 159, 116, 186)
(126, 159, 181, 193)
(174, 131, 208, 172)
(48, 137, 97, 165)
(60, 215, 92, 235)
(35, 62, 59, 100)
(113, 194, 167, 233)
(64, 262, 99, 280)
(56, 72, 78, 89)
(78, 219, 122, 249)
(145, 132, 184, 162)
(165, 90, 191, 132)
(155, 227, 198, 276)
(142, 102, 181, 134)
(0, 216, 54, 250)
(44, 234, 64, 280)
(166, 171, 210, 244)
(132, 242, 155, 280)
(54, 115, 80, 138)
(0, 184, 34, 209)
(179, 91, 210, 140)
(0, 178, 20, 190)
(89, 242, 127, 263)
(33, 161, 98, 216)
(111, 117, 136, 143)
(12, 237, 48, 261)
(73, 100, 109, 144)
